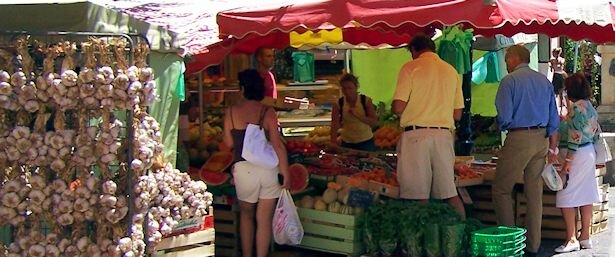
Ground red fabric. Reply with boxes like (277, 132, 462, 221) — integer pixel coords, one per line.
(218, 0, 615, 44)
(199, 0, 615, 74)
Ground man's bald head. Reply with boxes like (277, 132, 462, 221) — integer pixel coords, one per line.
(505, 45, 530, 73)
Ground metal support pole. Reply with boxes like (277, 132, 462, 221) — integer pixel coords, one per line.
(455, 44, 474, 156)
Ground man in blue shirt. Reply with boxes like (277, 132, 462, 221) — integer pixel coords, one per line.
(493, 45, 560, 257)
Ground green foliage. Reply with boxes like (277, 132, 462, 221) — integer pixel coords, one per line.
(358, 200, 463, 256)
(563, 39, 601, 105)
(376, 101, 399, 126)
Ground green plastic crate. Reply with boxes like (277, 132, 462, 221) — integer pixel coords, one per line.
(471, 235, 526, 254)
(471, 226, 526, 245)
(472, 242, 525, 257)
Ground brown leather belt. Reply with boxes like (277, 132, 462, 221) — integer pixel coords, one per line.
(404, 126, 450, 132)
(508, 126, 545, 132)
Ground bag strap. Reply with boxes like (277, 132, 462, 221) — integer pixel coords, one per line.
(360, 94, 368, 114)
(258, 106, 268, 127)
(338, 97, 344, 121)
(230, 107, 235, 129)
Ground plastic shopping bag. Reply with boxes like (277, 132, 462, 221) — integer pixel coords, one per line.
(272, 189, 304, 245)
(542, 164, 563, 191)
(242, 123, 279, 169)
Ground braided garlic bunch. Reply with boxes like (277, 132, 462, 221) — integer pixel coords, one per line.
(0, 70, 16, 110)
(131, 113, 163, 174)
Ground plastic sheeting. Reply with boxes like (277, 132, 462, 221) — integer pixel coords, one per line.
(149, 52, 185, 166)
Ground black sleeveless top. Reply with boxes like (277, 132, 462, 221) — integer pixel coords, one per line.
(230, 106, 267, 163)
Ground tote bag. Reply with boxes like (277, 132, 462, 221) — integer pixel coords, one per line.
(241, 108, 279, 169)
(595, 124, 612, 165)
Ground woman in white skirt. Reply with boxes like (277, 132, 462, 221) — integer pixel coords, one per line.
(554, 74, 601, 253)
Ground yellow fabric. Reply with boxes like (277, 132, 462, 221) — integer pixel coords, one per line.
(289, 28, 343, 48)
(393, 52, 464, 128)
(340, 97, 373, 143)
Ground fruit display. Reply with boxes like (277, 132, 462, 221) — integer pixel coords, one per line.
(201, 152, 233, 173)
(305, 126, 331, 145)
(352, 168, 399, 187)
(454, 165, 483, 180)
(200, 171, 231, 186)
(186, 66, 227, 90)
(0, 37, 212, 257)
(296, 182, 362, 215)
(197, 151, 234, 186)
(373, 125, 402, 149)
(287, 139, 319, 156)
(187, 112, 225, 166)
(288, 163, 310, 193)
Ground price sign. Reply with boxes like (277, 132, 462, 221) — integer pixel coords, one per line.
(347, 188, 374, 208)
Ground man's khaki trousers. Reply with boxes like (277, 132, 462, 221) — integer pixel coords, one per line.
(492, 129, 548, 253)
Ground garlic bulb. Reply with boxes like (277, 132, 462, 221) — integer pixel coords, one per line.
(96, 119, 122, 169)
(15, 80, 39, 112)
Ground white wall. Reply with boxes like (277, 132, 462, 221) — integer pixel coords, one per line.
(597, 45, 615, 105)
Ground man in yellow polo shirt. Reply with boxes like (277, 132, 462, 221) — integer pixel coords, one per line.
(392, 34, 465, 218)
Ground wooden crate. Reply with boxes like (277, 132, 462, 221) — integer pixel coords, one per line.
(214, 203, 240, 257)
(518, 216, 608, 240)
(467, 185, 501, 225)
(156, 229, 215, 257)
(336, 175, 399, 198)
(455, 176, 484, 187)
(296, 208, 364, 257)
(168, 207, 214, 237)
(516, 184, 610, 240)
(336, 175, 369, 190)
(368, 180, 399, 199)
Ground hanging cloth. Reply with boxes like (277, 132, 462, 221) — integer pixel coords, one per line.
(472, 52, 500, 84)
(435, 25, 473, 74)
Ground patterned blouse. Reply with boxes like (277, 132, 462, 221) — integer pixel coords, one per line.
(559, 100, 599, 153)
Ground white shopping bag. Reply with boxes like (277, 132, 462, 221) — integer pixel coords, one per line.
(542, 164, 563, 191)
(272, 189, 304, 245)
(242, 123, 279, 169)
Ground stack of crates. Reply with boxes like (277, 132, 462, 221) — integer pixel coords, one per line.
(471, 226, 526, 257)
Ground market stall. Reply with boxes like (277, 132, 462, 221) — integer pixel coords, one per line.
(0, 32, 214, 257)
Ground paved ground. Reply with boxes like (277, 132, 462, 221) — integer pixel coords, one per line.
(539, 186, 614, 257)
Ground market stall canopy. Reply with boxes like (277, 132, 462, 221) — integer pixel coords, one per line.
(217, 0, 615, 49)
(108, 0, 301, 74)
(0, 0, 181, 52)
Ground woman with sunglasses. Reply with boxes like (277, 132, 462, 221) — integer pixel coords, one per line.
(554, 73, 601, 253)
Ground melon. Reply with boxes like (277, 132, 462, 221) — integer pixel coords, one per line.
(200, 170, 230, 186)
(328, 201, 341, 213)
(314, 199, 327, 211)
(339, 205, 353, 215)
(300, 196, 315, 209)
(337, 188, 350, 205)
(322, 188, 338, 204)
(288, 163, 309, 194)
(201, 152, 233, 172)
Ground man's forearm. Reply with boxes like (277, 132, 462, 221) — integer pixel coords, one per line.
(548, 131, 559, 150)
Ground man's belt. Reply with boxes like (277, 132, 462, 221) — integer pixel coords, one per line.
(404, 126, 450, 132)
(508, 126, 546, 132)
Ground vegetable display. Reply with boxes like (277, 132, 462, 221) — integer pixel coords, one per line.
(0, 36, 212, 257)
